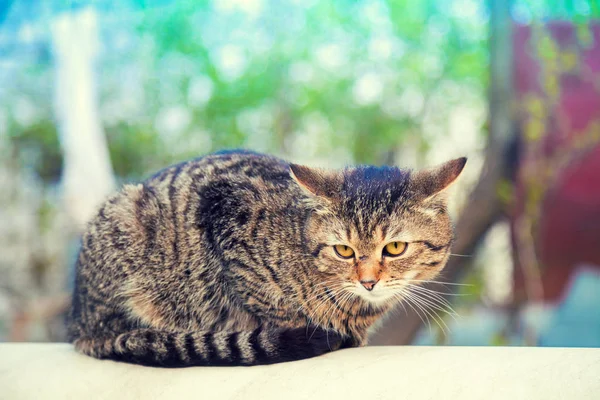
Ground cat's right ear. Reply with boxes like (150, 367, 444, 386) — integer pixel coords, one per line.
(289, 164, 342, 200)
(411, 157, 467, 201)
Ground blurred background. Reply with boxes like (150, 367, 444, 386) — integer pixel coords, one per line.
(0, 0, 599, 347)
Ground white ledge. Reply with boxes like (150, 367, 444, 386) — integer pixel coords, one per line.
(1, 344, 599, 399)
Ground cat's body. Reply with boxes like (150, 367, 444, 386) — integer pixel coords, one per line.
(68, 150, 465, 366)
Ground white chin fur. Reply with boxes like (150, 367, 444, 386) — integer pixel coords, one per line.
(355, 285, 397, 305)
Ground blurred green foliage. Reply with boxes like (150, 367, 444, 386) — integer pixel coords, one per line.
(8, 120, 62, 182)
(2, 0, 491, 181)
(3, 0, 600, 182)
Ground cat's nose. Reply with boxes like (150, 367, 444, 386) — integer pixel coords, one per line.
(360, 280, 378, 291)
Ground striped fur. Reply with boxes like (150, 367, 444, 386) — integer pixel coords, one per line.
(73, 326, 350, 366)
(68, 150, 465, 367)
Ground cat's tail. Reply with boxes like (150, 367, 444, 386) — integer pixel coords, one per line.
(73, 326, 348, 367)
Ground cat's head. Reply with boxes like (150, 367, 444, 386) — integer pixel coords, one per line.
(290, 157, 466, 306)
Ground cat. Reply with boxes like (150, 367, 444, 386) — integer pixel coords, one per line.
(68, 149, 466, 367)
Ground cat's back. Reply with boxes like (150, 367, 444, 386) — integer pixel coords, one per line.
(161, 150, 302, 248)
(147, 149, 292, 189)
(80, 150, 295, 256)
(143, 150, 297, 212)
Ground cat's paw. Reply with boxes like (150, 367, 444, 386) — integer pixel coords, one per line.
(339, 336, 364, 349)
(280, 326, 346, 359)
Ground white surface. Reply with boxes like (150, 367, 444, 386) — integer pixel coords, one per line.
(1, 344, 599, 400)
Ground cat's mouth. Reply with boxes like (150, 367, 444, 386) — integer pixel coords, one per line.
(352, 282, 399, 304)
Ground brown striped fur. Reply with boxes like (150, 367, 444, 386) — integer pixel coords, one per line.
(68, 150, 465, 366)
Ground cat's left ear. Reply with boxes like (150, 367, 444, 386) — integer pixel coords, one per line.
(289, 164, 342, 200)
(411, 157, 467, 200)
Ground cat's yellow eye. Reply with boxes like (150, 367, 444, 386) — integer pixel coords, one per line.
(333, 245, 355, 259)
(383, 241, 407, 257)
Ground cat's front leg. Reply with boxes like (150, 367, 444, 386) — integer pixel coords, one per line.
(333, 331, 366, 349)
(340, 329, 369, 348)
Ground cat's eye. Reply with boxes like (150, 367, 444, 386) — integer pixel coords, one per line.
(333, 245, 355, 259)
(383, 241, 407, 257)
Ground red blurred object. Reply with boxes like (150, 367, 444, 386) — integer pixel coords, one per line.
(512, 22, 600, 303)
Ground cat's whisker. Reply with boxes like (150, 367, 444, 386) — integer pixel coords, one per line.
(407, 296, 434, 335)
(407, 295, 441, 334)
(306, 293, 335, 319)
(449, 253, 472, 258)
(340, 290, 356, 312)
(390, 291, 409, 314)
(299, 283, 352, 306)
(293, 287, 342, 309)
(403, 284, 459, 313)
(321, 291, 344, 324)
(404, 279, 473, 287)
(317, 288, 347, 324)
(291, 282, 345, 301)
(404, 286, 459, 322)
(408, 287, 453, 332)
(304, 286, 350, 331)
(418, 301, 450, 336)
(322, 289, 353, 337)
(385, 282, 466, 298)
(404, 283, 468, 298)
(307, 290, 346, 341)
(291, 283, 349, 316)
(394, 292, 432, 335)
(391, 294, 413, 319)
(420, 306, 449, 336)
(326, 288, 355, 322)
(404, 288, 441, 334)
(404, 288, 450, 335)
(406, 286, 458, 313)
(403, 287, 452, 309)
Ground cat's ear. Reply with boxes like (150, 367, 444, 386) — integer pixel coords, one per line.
(289, 164, 342, 200)
(411, 157, 467, 200)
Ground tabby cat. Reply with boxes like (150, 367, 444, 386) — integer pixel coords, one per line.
(68, 150, 466, 367)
